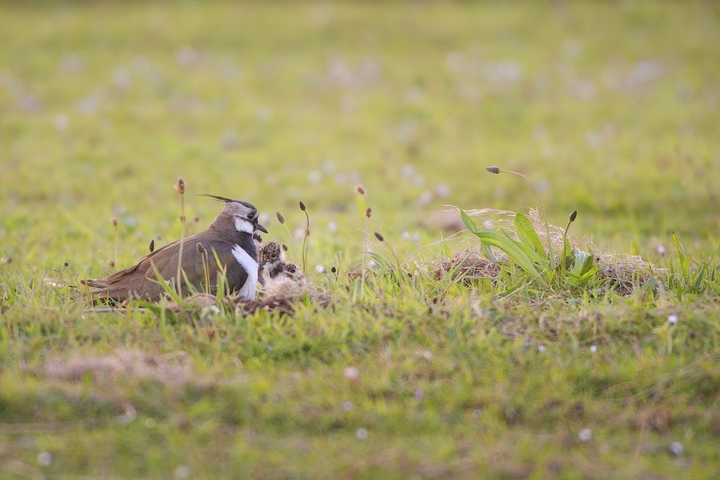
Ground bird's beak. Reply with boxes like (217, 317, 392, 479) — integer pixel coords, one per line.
(256, 223, 268, 234)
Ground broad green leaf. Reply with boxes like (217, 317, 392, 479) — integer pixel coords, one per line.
(672, 232, 689, 276)
(510, 236, 550, 270)
(473, 231, 549, 284)
(514, 213, 545, 257)
(572, 248, 595, 276)
(480, 241, 497, 263)
(671, 232, 684, 259)
(693, 264, 707, 292)
(461, 210, 479, 234)
(640, 277, 656, 295)
(368, 251, 393, 270)
(567, 264, 598, 285)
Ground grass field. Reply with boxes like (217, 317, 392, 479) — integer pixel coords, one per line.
(1, 1, 719, 478)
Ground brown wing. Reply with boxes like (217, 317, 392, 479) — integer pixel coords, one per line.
(82, 231, 217, 301)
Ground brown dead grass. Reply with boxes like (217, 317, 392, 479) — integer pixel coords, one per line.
(42, 349, 193, 387)
(433, 250, 500, 283)
(595, 252, 662, 296)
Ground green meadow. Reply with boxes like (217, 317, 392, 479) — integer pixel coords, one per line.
(1, 1, 719, 478)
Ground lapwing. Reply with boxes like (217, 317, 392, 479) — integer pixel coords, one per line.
(81, 195, 267, 302)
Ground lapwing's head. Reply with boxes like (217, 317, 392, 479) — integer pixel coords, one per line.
(203, 195, 268, 235)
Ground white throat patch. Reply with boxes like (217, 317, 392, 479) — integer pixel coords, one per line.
(234, 216, 254, 234)
(231, 244, 258, 300)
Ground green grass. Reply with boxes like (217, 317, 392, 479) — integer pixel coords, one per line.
(1, 1, 720, 478)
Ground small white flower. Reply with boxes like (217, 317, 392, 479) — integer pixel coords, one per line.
(472, 409, 483, 418)
(578, 428, 593, 442)
(590, 345, 598, 353)
(435, 183, 451, 198)
(532, 125, 548, 141)
(422, 350, 433, 360)
(54, 113, 69, 132)
(322, 160, 335, 173)
(37, 452, 53, 466)
(668, 314, 678, 326)
(342, 401, 354, 411)
(669, 441, 683, 456)
(356, 428, 368, 440)
(221, 131, 240, 150)
(255, 106, 273, 122)
(174, 464, 192, 479)
(176, 46, 199, 68)
(111, 67, 131, 89)
(59, 53, 86, 74)
(563, 39, 583, 59)
(308, 170, 322, 184)
(315, 265, 326, 273)
(343, 366, 360, 380)
(116, 403, 137, 425)
(327, 221, 338, 233)
(657, 245, 666, 255)
(334, 173, 348, 185)
(416, 191, 433, 207)
(445, 51, 467, 73)
(537, 345, 546, 353)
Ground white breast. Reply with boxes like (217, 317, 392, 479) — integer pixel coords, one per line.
(231, 244, 258, 299)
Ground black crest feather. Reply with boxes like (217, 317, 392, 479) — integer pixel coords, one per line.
(198, 194, 236, 203)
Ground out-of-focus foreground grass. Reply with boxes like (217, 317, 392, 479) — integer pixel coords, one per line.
(1, 2, 719, 479)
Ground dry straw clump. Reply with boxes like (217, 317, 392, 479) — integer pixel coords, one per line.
(42, 349, 193, 388)
(434, 250, 500, 283)
(594, 252, 661, 296)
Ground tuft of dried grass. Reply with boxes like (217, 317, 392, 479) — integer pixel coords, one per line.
(434, 249, 500, 283)
(595, 252, 662, 296)
(42, 349, 193, 388)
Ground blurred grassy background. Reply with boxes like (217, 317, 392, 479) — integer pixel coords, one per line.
(1, 1, 718, 276)
(2, 3, 720, 478)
